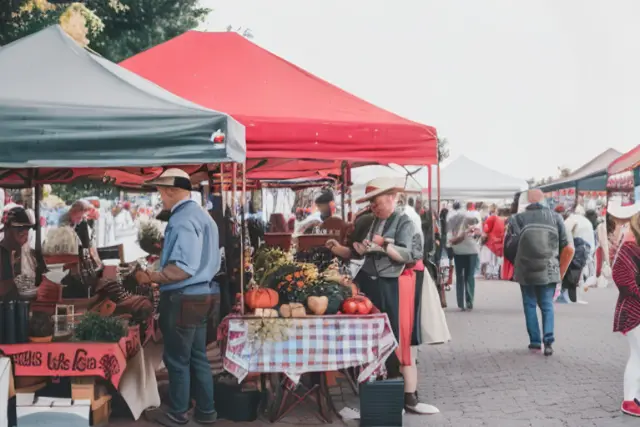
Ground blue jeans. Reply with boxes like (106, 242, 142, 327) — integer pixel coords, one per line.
(454, 254, 478, 309)
(159, 291, 218, 418)
(520, 284, 555, 346)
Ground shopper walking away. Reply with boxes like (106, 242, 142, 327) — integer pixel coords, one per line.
(136, 169, 220, 426)
(558, 206, 595, 304)
(504, 189, 574, 356)
(449, 211, 481, 310)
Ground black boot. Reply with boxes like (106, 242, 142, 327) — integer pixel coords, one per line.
(544, 344, 553, 356)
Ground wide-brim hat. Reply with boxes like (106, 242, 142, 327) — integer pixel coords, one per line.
(356, 177, 404, 204)
(607, 199, 640, 220)
(145, 168, 192, 191)
(315, 189, 334, 205)
(2, 206, 35, 229)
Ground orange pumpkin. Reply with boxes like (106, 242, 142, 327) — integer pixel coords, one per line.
(245, 288, 279, 309)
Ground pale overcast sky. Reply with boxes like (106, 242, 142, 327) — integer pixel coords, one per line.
(199, 0, 640, 180)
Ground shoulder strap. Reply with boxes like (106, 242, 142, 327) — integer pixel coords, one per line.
(612, 224, 630, 268)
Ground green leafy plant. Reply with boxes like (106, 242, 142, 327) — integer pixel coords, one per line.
(266, 263, 310, 304)
(74, 312, 127, 343)
(253, 247, 292, 285)
(29, 311, 54, 338)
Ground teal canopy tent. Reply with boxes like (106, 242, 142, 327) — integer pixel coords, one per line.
(0, 25, 245, 185)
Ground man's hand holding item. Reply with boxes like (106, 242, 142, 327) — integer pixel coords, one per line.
(135, 269, 152, 285)
(372, 234, 385, 246)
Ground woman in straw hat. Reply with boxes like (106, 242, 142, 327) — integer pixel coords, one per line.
(609, 199, 640, 416)
(326, 177, 438, 415)
(0, 207, 35, 301)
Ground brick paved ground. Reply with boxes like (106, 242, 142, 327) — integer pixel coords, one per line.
(114, 280, 636, 427)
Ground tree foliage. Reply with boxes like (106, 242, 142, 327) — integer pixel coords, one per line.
(51, 180, 118, 202)
(527, 166, 572, 188)
(0, 0, 210, 62)
(437, 137, 450, 162)
(226, 25, 254, 39)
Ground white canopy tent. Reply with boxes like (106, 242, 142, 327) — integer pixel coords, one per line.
(351, 156, 528, 204)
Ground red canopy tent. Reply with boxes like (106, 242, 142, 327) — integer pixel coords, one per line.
(608, 144, 640, 175)
(120, 31, 437, 178)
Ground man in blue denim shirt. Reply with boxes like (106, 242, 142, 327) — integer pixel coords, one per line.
(136, 169, 220, 426)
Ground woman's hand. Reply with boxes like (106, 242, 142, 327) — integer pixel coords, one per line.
(353, 242, 367, 256)
(325, 239, 339, 249)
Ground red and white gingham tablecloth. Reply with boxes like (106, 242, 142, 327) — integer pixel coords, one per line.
(221, 314, 397, 383)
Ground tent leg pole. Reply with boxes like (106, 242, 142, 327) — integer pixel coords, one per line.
(340, 161, 347, 221)
(239, 163, 246, 315)
(428, 165, 432, 209)
(34, 180, 43, 286)
(437, 163, 441, 210)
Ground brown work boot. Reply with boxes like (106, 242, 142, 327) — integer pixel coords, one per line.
(95, 278, 153, 321)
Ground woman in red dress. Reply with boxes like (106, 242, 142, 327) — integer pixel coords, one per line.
(612, 210, 640, 416)
(483, 208, 509, 278)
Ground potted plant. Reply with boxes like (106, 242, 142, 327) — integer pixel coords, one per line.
(28, 311, 54, 343)
(74, 312, 127, 342)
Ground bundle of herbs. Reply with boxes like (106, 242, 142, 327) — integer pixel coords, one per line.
(74, 312, 127, 342)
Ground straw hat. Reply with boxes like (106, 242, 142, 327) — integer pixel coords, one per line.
(630, 213, 640, 245)
(607, 198, 640, 220)
(356, 177, 404, 204)
(145, 168, 192, 191)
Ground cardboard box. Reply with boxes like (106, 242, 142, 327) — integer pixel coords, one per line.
(90, 395, 111, 426)
(16, 393, 90, 427)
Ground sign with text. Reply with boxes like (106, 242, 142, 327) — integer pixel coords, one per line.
(0, 343, 127, 388)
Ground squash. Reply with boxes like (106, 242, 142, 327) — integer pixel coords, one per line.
(325, 294, 343, 315)
(280, 303, 306, 318)
(245, 288, 279, 309)
(290, 303, 306, 317)
(307, 296, 329, 315)
(279, 304, 292, 318)
(254, 308, 279, 317)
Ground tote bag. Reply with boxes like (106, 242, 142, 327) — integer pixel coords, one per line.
(419, 272, 451, 344)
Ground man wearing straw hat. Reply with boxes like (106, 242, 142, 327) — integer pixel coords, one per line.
(327, 177, 438, 415)
(135, 168, 220, 426)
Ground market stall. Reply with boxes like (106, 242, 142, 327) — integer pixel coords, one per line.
(0, 25, 246, 425)
(120, 29, 441, 424)
(539, 148, 622, 210)
(607, 144, 640, 208)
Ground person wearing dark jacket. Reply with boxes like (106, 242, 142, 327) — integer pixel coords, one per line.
(504, 189, 574, 356)
(562, 237, 590, 302)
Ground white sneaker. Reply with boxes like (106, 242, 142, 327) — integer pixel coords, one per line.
(405, 402, 440, 415)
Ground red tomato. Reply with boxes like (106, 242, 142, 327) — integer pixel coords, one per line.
(342, 300, 358, 314)
(361, 298, 373, 313)
(355, 301, 369, 314)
